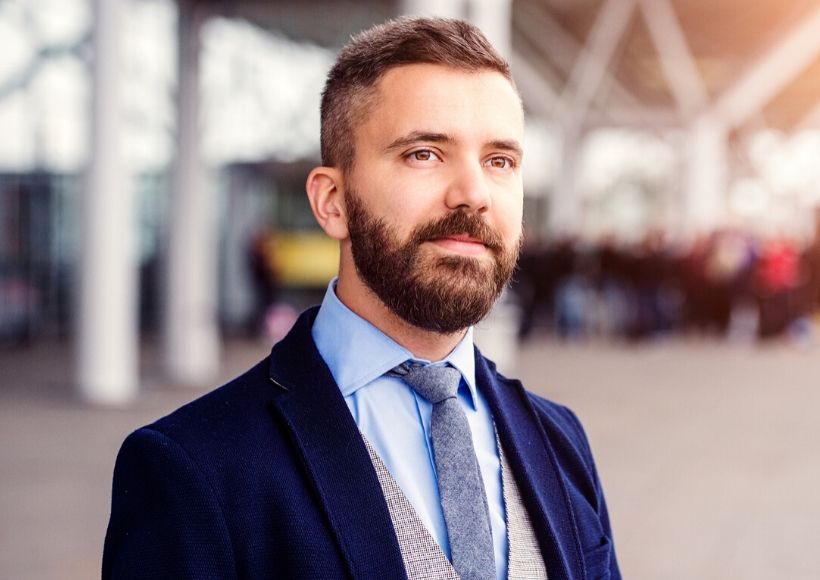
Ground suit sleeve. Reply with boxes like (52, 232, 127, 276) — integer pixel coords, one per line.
(102, 428, 237, 580)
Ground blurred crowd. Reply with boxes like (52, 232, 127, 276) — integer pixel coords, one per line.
(513, 230, 820, 343)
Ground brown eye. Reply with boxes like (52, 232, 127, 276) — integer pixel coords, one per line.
(409, 149, 440, 161)
(406, 149, 441, 164)
(486, 156, 513, 169)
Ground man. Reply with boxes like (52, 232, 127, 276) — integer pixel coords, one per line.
(103, 17, 620, 580)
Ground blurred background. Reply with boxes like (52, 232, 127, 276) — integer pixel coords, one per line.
(3, 0, 820, 577)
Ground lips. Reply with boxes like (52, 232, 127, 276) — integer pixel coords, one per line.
(428, 235, 490, 256)
(436, 234, 484, 245)
(411, 210, 504, 253)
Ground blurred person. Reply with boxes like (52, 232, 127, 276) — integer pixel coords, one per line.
(592, 234, 635, 339)
(756, 236, 800, 339)
(701, 230, 754, 336)
(680, 233, 730, 336)
(552, 237, 590, 340)
(716, 230, 758, 340)
(103, 17, 619, 580)
(511, 235, 542, 339)
(247, 227, 281, 336)
(798, 213, 820, 322)
(626, 231, 675, 340)
(678, 234, 710, 333)
(513, 236, 560, 340)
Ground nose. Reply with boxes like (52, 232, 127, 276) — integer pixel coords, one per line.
(444, 160, 491, 214)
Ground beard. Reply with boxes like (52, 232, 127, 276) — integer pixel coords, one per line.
(345, 189, 521, 334)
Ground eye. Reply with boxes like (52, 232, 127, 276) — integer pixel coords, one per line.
(406, 149, 441, 163)
(485, 155, 515, 170)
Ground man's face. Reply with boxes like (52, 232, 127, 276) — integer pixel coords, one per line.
(344, 64, 524, 334)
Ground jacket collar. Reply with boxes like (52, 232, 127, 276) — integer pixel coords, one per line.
(267, 307, 408, 580)
(311, 279, 479, 406)
(267, 306, 586, 580)
(474, 349, 587, 580)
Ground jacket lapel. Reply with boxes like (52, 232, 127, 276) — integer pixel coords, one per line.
(266, 308, 407, 580)
(475, 350, 586, 580)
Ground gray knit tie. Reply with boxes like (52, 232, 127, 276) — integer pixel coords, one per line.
(391, 362, 495, 580)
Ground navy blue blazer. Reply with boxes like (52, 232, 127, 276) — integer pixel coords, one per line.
(103, 307, 620, 579)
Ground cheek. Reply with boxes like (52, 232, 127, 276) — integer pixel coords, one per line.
(389, 187, 443, 225)
(495, 193, 524, 239)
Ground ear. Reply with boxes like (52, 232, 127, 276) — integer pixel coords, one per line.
(306, 166, 348, 240)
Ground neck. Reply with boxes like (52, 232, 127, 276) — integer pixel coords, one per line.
(335, 267, 467, 362)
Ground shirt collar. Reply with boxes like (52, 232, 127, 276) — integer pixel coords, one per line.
(311, 278, 478, 406)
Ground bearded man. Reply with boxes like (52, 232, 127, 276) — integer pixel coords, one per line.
(103, 17, 620, 580)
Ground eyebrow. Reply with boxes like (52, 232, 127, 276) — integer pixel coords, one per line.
(384, 132, 524, 159)
(488, 139, 524, 159)
(384, 131, 454, 152)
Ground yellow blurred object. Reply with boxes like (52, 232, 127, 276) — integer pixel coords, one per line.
(271, 232, 339, 287)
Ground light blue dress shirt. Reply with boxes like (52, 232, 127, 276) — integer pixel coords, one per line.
(311, 279, 508, 580)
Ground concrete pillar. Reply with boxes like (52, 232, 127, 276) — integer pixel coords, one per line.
(467, 0, 512, 58)
(164, 0, 219, 386)
(548, 126, 582, 238)
(402, 0, 465, 18)
(78, 0, 138, 404)
(684, 115, 728, 236)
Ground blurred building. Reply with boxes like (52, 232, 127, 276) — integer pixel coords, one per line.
(4, 0, 820, 402)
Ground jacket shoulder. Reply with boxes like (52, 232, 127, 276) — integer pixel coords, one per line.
(523, 390, 600, 471)
(488, 361, 589, 452)
(147, 356, 273, 441)
(121, 356, 288, 493)
(527, 393, 588, 444)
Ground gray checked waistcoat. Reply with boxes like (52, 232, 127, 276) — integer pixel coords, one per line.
(362, 435, 548, 579)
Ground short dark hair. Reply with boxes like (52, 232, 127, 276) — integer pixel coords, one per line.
(320, 17, 514, 172)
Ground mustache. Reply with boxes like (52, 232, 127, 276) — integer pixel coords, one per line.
(410, 210, 504, 252)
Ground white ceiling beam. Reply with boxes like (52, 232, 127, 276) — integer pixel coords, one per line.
(560, 0, 637, 127)
(583, 106, 681, 128)
(511, 49, 561, 118)
(515, 0, 576, 74)
(640, 0, 708, 116)
(515, 0, 640, 108)
(712, 4, 820, 128)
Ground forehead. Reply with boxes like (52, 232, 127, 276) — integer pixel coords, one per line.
(357, 63, 524, 148)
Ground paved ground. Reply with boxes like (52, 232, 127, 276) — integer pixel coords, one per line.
(2, 334, 820, 579)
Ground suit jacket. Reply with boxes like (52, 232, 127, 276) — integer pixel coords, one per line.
(103, 307, 620, 580)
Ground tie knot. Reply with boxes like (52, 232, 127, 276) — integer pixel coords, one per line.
(390, 362, 462, 404)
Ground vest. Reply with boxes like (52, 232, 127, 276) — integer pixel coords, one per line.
(363, 435, 548, 579)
